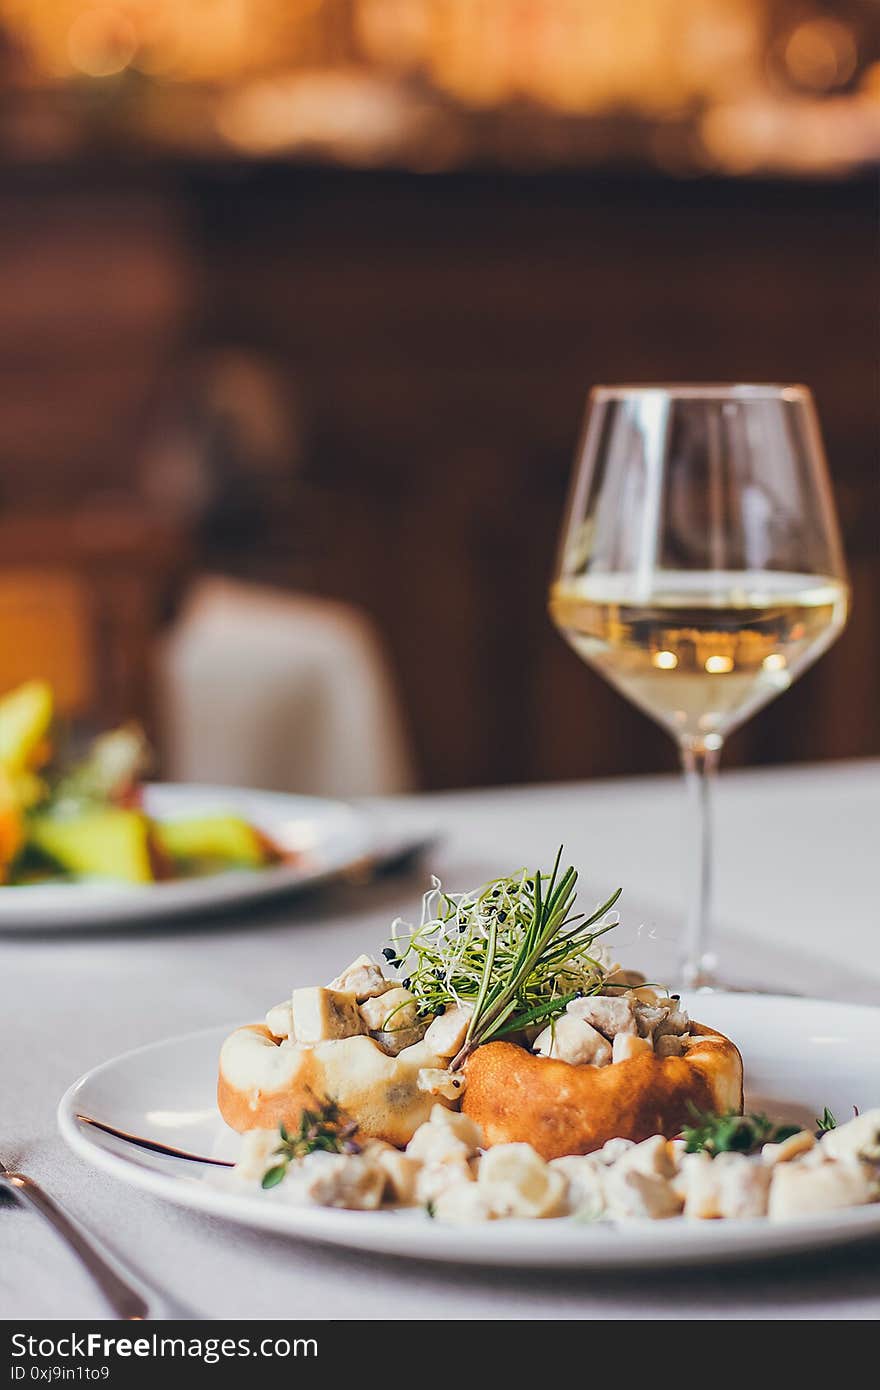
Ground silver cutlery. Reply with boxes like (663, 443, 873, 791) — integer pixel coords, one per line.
(1, 1156, 182, 1319)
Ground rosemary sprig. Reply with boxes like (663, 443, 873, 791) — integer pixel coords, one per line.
(261, 1096, 360, 1189)
(681, 1106, 801, 1157)
(391, 848, 621, 1073)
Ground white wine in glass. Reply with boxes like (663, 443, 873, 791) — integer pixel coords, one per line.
(550, 386, 849, 988)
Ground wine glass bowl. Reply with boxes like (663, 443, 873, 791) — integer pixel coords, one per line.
(550, 385, 849, 988)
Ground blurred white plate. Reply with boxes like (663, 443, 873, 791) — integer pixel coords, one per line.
(58, 993, 880, 1268)
(0, 783, 372, 930)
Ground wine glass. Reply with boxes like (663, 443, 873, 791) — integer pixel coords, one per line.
(549, 384, 849, 989)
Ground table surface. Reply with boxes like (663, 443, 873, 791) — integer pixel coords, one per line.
(3, 759, 879, 1321)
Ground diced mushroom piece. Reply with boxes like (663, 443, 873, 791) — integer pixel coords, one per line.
(769, 1159, 880, 1221)
(762, 1130, 816, 1165)
(478, 1143, 567, 1219)
(603, 1166, 682, 1220)
(360, 1141, 421, 1206)
(364, 985, 427, 1053)
(633, 1003, 670, 1039)
(612, 1032, 654, 1064)
(793, 1144, 827, 1169)
(629, 987, 667, 1007)
(655, 1034, 685, 1058)
(615, 1134, 677, 1181)
(566, 994, 637, 1040)
(594, 1137, 636, 1166)
(297, 1151, 386, 1210)
(233, 1128, 282, 1182)
(432, 1182, 497, 1223)
(674, 1152, 719, 1218)
(423, 1004, 474, 1058)
(820, 1109, 880, 1164)
(369, 1024, 427, 1056)
(292, 987, 363, 1044)
(428, 1104, 483, 1148)
(550, 1156, 606, 1217)
(676, 1152, 771, 1220)
(359, 986, 418, 1034)
(379, 1151, 421, 1206)
(407, 1107, 480, 1166)
(264, 1000, 293, 1039)
(328, 954, 392, 1001)
(417, 1067, 467, 1101)
(655, 1006, 690, 1039)
(714, 1153, 772, 1218)
(417, 1159, 475, 1205)
(533, 1015, 612, 1067)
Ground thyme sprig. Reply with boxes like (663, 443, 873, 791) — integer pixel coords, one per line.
(261, 1096, 360, 1189)
(681, 1107, 802, 1157)
(391, 847, 621, 1072)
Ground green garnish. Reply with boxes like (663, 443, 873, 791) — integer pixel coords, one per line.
(260, 1097, 360, 1189)
(392, 847, 621, 1072)
(50, 723, 151, 811)
(816, 1107, 837, 1134)
(681, 1107, 802, 1157)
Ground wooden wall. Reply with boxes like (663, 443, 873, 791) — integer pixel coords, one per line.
(0, 166, 877, 788)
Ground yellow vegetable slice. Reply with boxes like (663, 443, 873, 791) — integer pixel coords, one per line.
(28, 809, 155, 883)
(0, 680, 54, 773)
(153, 814, 269, 868)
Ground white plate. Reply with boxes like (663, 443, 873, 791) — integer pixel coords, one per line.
(0, 784, 372, 930)
(58, 993, 880, 1268)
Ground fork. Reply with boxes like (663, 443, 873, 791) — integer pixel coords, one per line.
(1, 1156, 157, 1319)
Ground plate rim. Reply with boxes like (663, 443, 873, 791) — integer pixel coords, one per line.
(57, 993, 880, 1270)
(0, 783, 373, 929)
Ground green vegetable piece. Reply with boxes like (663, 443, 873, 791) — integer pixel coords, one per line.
(153, 814, 269, 868)
(28, 808, 155, 883)
(681, 1107, 814, 1157)
(772, 1124, 803, 1144)
(52, 723, 150, 808)
(259, 1098, 361, 1189)
(0, 681, 53, 773)
(261, 1165, 288, 1190)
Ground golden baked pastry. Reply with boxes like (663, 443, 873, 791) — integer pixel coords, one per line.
(462, 1023, 743, 1160)
(218, 1024, 454, 1148)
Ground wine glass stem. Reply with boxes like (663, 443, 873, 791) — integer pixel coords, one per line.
(680, 741, 721, 989)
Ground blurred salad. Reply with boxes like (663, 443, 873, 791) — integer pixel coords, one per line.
(0, 681, 283, 886)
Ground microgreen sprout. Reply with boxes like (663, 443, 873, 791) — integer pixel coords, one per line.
(390, 847, 621, 1071)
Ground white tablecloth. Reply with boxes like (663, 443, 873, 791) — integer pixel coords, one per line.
(2, 761, 879, 1321)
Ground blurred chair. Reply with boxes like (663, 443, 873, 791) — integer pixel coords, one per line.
(157, 576, 415, 798)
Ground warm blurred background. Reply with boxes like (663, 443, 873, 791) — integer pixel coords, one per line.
(0, 0, 877, 795)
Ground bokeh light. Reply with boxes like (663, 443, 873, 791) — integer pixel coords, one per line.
(783, 17, 858, 93)
(0, 1, 877, 173)
(67, 7, 138, 77)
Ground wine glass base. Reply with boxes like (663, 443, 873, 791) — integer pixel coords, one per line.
(681, 956, 718, 991)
